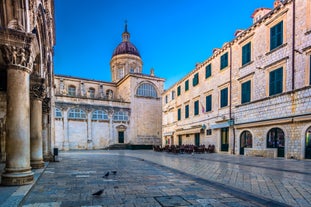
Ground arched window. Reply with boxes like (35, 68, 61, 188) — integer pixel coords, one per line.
(92, 110, 108, 120)
(55, 108, 62, 118)
(68, 85, 76, 96)
(106, 89, 113, 99)
(89, 88, 95, 98)
(113, 111, 128, 121)
(267, 127, 285, 157)
(240, 130, 252, 155)
(68, 108, 86, 119)
(136, 83, 157, 98)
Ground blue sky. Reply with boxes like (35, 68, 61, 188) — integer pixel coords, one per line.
(54, 0, 274, 89)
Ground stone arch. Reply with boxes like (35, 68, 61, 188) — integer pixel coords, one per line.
(303, 125, 311, 159)
(266, 127, 285, 157)
(239, 130, 253, 155)
(135, 81, 159, 98)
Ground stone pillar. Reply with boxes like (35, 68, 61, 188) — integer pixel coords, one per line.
(0, 40, 35, 185)
(29, 77, 45, 169)
(63, 109, 69, 151)
(87, 110, 93, 149)
(42, 97, 52, 161)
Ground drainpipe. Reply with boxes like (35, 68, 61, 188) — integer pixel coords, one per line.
(292, 0, 295, 91)
(230, 45, 235, 155)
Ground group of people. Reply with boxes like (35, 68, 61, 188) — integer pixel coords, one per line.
(153, 144, 215, 154)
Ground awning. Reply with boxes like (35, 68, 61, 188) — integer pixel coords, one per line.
(175, 127, 202, 135)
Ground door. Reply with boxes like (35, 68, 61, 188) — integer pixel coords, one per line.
(194, 133, 200, 146)
(221, 128, 229, 152)
(267, 128, 285, 157)
(306, 127, 311, 159)
(118, 131, 124, 143)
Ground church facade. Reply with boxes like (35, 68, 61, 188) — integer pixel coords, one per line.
(163, 0, 311, 159)
(53, 24, 164, 150)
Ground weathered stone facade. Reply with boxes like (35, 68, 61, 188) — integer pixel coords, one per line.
(0, 0, 55, 185)
(163, 0, 311, 159)
(54, 25, 164, 150)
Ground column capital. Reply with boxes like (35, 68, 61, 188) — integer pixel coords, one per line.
(30, 76, 46, 100)
(0, 29, 38, 73)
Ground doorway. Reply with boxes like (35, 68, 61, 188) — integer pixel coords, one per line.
(221, 127, 229, 152)
(194, 133, 200, 146)
(267, 127, 285, 157)
(240, 130, 252, 155)
(306, 127, 311, 159)
(118, 131, 124, 143)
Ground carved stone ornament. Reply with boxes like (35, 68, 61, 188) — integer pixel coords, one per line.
(0, 44, 34, 70)
(42, 97, 50, 113)
(30, 77, 46, 100)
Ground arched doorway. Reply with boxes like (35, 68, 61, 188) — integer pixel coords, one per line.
(116, 125, 127, 144)
(267, 128, 285, 157)
(305, 127, 311, 159)
(240, 131, 252, 155)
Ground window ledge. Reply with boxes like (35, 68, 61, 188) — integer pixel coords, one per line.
(240, 61, 254, 70)
(265, 43, 287, 56)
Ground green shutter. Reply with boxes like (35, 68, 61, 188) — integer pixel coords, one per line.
(241, 80, 251, 104)
(221, 88, 228, 107)
(206, 95, 212, 112)
(177, 86, 181, 96)
(194, 100, 199, 115)
(220, 52, 228, 70)
(178, 108, 181, 121)
(185, 105, 189, 118)
(242, 42, 251, 66)
(269, 67, 283, 96)
(270, 21, 283, 50)
(205, 64, 211, 78)
(185, 80, 189, 91)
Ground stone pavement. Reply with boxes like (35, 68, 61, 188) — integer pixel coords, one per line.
(0, 150, 310, 206)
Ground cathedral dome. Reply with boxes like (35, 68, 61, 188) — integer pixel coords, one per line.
(112, 41, 140, 57)
(112, 22, 140, 58)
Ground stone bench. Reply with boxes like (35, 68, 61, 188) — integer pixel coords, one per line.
(244, 148, 277, 158)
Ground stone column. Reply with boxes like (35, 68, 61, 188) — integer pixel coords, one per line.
(63, 109, 69, 151)
(42, 98, 52, 161)
(29, 76, 45, 169)
(87, 110, 93, 149)
(0, 44, 35, 185)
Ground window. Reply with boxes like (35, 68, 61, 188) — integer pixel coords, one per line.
(206, 129, 212, 135)
(220, 52, 228, 70)
(136, 83, 157, 98)
(113, 111, 128, 121)
(194, 100, 199, 116)
(270, 21, 283, 51)
(220, 88, 228, 108)
(118, 68, 124, 79)
(269, 67, 283, 96)
(242, 42, 251, 66)
(106, 89, 113, 99)
(177, 86, 181, 96)
(55, 108, 62, 118)
(205, 64, 211, 79)
(89, 88, 95, 98)
(185, 80, 189, 91)
(177, 108, 181, 121)
(68, 108, 86, 119)
(241, 80, 251, 104)
(68, 86, 76, 96)
(185, 105, 189, 118)
(130, 68, 134, 73)
(165, 95, 168, 103)
(192, 73, 199, 86)
(205, 95, 212, 112)
(171, 91, 175, 100)
(92, 110, 108, 120)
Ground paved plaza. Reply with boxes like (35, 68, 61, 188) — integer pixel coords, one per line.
(0, 150, 311, 207)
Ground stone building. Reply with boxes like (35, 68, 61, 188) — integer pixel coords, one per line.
(53, 24, 164, 150)
(162, 0, 311, 159)
(0, 0, 55, 185)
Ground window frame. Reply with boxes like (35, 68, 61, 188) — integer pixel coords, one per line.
(205, 95, 212, 112)
(269, 67, 283, 96)
(92, 110, 108, 120)
(68, 108, 86, 119)
(136, 83, 158, 98)
(113, 111, 129, 121)
(68, 85, 76, 96)
(270, 21, 283, 51)
(55, 108, 62, 118)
